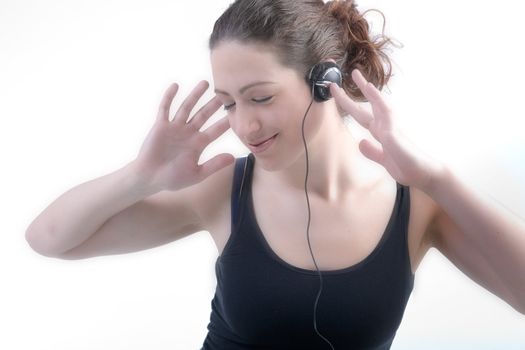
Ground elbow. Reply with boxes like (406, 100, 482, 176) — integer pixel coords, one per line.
(25, 228, 85, 260)
(25, 227, 61, 258)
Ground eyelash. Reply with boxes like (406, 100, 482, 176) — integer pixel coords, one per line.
(223, 96, 273, 111)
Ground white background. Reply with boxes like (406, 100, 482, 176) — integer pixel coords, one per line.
(2, 0, 524, 349)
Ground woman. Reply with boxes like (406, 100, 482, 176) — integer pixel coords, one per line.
(25, 0, 525, 349)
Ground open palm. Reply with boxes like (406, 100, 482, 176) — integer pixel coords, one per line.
(330, 69, 443, 191)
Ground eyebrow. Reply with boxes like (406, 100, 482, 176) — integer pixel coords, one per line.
(214, 81, 277, 96)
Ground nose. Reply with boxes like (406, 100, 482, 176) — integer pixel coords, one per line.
(230, 106, 262, 140)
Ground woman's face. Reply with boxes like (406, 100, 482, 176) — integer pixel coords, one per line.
(210, 40, 325, 171)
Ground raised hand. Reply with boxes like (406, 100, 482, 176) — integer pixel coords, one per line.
(329, 69, 444, 191)
(133, 80, 234, 192)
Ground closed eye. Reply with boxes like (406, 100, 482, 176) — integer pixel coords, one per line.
(253, 96, 273, 103)
(223, 103, 235, 111)
(223, 96, 273, 111)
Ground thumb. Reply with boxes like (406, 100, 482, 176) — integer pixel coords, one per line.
(197, 154, 235, 180)
(359, 138, 384, 165)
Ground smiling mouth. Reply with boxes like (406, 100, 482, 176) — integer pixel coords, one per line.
(250, 134, 278, 146)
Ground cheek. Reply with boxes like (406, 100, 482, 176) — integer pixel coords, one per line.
(291, 103, 324, 142)
(287, 102, 317, 128)
(227, 114, 243, 138)
(271, 107, 305, 144)
(269, 107, 294, 131)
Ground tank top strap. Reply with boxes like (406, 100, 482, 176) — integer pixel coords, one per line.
(393, 180, 413, 278)
(230, 153, 255, 234)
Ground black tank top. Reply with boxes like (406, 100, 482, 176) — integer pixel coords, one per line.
(201, 153, 415, 350)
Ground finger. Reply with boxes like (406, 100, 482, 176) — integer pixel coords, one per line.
(201, 115, 231, 144)
(197, 153, 235, 182)
(352, 69, 392, 123)
(359, 138, 384, 165)
(365, 81, 393, 130)
(329, 82, 374, 129)
(187, 95, 223, 130)
(157, 83, 179, 122)
(172, 80, 210, 125)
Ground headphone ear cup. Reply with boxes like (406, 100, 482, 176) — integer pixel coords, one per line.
(307, 61, 343, 102)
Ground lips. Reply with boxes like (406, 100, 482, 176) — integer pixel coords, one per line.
(247, 133, 278, 154)
(249, 134, 278, 146)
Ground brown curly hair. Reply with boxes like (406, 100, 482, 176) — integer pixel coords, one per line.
(209, 0, 401, 103)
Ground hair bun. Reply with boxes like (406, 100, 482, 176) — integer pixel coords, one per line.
(326, 0, 358, 24)
(325, 0, 357, 17)
(324, 0, 397, 102)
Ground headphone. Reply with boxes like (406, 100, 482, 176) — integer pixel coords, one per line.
(302, 61, 342, 349)
(306, 61, 343, 102)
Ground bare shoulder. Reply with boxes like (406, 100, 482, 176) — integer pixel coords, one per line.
(406, 184, 441, 273)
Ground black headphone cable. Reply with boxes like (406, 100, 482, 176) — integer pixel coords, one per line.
(301, 83, 336, 350)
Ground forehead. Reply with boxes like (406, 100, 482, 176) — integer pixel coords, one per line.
(210, 41, 292, 89)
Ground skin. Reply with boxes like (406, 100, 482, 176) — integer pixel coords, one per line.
(207, 39, 525, 313)
(211, 40, 378, 202)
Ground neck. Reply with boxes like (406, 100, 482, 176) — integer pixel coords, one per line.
(255, 108, 380, 204)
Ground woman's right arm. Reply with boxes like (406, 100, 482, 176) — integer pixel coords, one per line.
(25, 80, 234, 258)
(25, 161, 157, 257)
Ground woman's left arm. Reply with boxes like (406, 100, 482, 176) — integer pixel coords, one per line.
(425, 164, 525, 315)
(330, 69, 525, 315)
